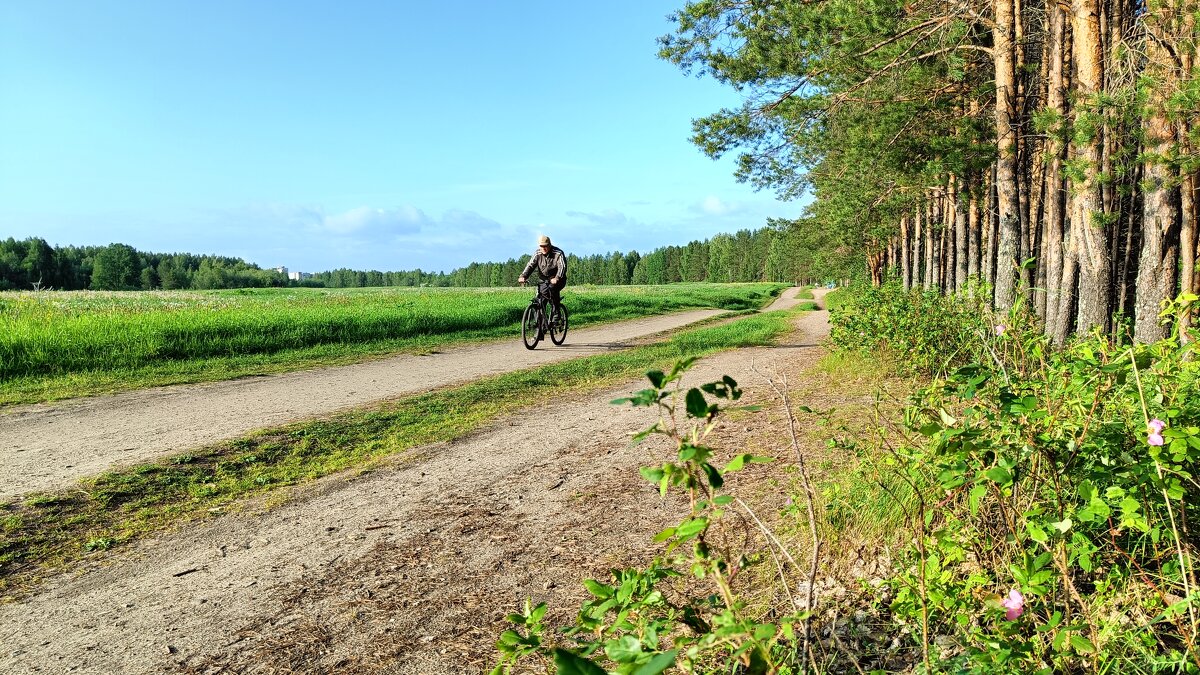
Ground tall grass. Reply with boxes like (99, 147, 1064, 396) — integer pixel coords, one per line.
(0, 284, 783, 401)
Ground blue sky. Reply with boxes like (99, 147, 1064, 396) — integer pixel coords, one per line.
(0, 1, 806, 273)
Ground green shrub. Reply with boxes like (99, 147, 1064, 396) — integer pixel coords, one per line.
(829, 286, 1200, 672)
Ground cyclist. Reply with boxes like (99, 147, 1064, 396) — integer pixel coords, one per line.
(518, 234, 567, 314)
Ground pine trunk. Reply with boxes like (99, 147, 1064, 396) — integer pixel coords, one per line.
(1180, 10, 1197, 343)
(901, 214, 913, 290)
(1043, 2, 1068, 338)
(955, 176, 969, 293)
(1134, 9, 1181, 342)
(925, 198, 935, 291)
(993, 0, 1022, 312)
(1070, 0, 1111, 334)
(986, 166, 999, 293)
(968, 174, 982, 294)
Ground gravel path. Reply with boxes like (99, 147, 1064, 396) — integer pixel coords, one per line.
(2, 300, 816, 501)
(0, 284, 811, 499)
(0, 287, 826, 675)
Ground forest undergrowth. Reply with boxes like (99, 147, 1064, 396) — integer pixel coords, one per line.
(495, 284, 1200, 674)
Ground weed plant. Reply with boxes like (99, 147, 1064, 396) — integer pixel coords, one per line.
(827, 285, 1200, 672)
(495, 359, 791, 674)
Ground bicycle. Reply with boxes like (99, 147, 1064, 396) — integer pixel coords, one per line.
(520, 281, 569, 350)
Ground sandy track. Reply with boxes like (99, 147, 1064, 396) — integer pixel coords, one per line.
(0, 288, 826, 675)
(3, 290, 813, 502)
(3, 308, 752, 502)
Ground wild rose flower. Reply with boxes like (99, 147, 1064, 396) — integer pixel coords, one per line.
(1148, 419, 1166, 446)
(1001, 589, 1025, 620)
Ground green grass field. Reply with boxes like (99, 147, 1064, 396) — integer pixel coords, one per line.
(0, 283, 784, 405)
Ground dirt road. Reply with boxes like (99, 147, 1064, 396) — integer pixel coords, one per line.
(0, 288, 830, 675)
(1, 288, 808, 502)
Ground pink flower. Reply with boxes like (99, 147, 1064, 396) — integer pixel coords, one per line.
(1148, 419, 1166, 434)
(1001, 589, 1025, 620)
(994, 324, 1006, 336)
(1149, 433, 1165, 447)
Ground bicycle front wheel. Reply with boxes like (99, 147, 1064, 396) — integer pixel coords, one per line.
(550, 304, 569, 345)
(521, 303, 541, 349)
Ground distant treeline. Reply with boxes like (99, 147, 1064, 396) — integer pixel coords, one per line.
(1, 220, 854, 291)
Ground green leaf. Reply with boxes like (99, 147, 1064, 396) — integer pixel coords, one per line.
(640, 466, 664, 483)
(1078, 480, 1096, 502)
(1027, 522, 1048, 543)
(676, 517, 708, 538)
(633, 650, 678, 675)
(666, 357, 697, 381)
(605, 635, 643, 664)
(632, 424, 662, 443)
(1069, 634, 1096, 654)
(1036, 610, 1064, 633)
(1049, 518, 1072, 534)
(918, 423, 942, 437)
(725, 454, 747, 472)
(713, 495, 734, 505)
(686, 388, 709, 418)
(583, 579, 614, 599)
(968, 483, 987, 516)
(984, 466, 1013, 485)
(753, 623, 776, 640)
(612, 389, 658, 407)
(646, 370, 666, 388)
(554, 649, 607, 675)
(701, 462, 724, 489)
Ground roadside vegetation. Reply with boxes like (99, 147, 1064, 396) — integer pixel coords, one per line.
(495, 284, 1199, 673)
(0, 282, 783, 405)
(825, 284, 1200, 671)
(0, 308, 800, 601)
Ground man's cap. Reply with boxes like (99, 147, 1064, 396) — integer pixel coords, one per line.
(538, 235, 551, 246)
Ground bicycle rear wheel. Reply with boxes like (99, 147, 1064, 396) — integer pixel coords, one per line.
(550, 304, 569, 345)
(521, 303, 541, 349)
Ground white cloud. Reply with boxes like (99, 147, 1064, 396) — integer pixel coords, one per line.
(321, 205, 426, 235)
(564, 209, 629, 226)
(695, 195, 739, 216)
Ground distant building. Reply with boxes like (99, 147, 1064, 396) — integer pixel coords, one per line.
(274, 266, 288, 275)
(288, 271, 311, 281)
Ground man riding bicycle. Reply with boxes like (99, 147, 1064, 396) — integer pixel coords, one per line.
(518, 234, 567, 314)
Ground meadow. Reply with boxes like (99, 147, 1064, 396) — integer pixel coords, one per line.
(0, 283, 784, 405)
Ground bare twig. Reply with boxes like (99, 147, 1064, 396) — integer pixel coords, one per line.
(760, 362, 823, 673)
